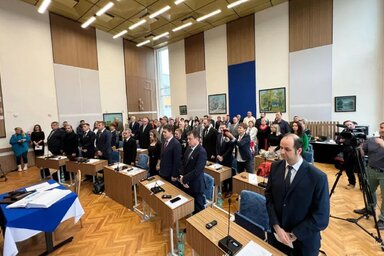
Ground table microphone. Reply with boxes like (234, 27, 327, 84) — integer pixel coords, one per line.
(218, 198, 242, 255)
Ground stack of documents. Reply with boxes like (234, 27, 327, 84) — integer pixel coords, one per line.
(236, 240, 272, 256)
(7, 189, 71, 209)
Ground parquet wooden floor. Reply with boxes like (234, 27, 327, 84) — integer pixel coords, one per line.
(0, 163, 383, 255)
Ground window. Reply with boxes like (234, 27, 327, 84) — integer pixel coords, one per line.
(156, 47, 171, 118)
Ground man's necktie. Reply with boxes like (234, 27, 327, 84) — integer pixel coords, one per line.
(163, 140, 168, 149)
(285, 165, 293, 191)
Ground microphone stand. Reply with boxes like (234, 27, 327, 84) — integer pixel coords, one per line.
(218, 198, 242, 255)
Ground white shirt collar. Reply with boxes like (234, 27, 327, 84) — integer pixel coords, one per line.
(286, 157, 303, 171)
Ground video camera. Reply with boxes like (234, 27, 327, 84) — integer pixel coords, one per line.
(335, 124, 367, 147)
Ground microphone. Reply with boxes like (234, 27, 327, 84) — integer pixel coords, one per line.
(218, 198, 242, 255)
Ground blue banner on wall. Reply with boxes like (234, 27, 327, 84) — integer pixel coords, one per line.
(228, 61, 256, 118)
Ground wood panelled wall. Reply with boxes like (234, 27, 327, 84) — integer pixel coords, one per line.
(184, 32, 205, 74)
(123, 40, 157, 119)
(227, 14, 255, 66)
(289, 0, 333, 52)
(50, 13, 98, 70)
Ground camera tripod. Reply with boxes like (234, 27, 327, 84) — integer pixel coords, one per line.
(329, 148, 384, 251)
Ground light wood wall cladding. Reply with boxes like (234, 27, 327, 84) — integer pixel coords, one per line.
(184, 32, 205, 74)
(227, 14, 255, 66)
(123, 40, 157, 120)
(50, 13, 98, 70)
(289, 0, 333, 52)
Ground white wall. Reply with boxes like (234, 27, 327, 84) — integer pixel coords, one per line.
(169, 41, 187, 118)
(254, 2, 289, 122)
(332, 0, 384, 130)
(0, 1, 57, 148)
(204, 25, 228, 118)
(96, 30, 128, 125)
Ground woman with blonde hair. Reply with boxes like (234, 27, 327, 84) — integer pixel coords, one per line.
(10, 127, 30, 171)
(268, 123, 283, 151)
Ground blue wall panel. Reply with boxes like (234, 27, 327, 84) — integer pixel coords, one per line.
(228, 61, 256, 118)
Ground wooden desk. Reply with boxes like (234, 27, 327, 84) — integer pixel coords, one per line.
(254, 155, 275, 172)
(104, 163, 147, 210)
(138, 175, 194, 255)
(232, 172, 267, 196)
(66, 159, 107, 181)
(186, 207, 283, 256)
(204, 162, 232, 202)
(35, 156, 68, 183)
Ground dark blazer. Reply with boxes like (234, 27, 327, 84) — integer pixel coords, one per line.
(273, 119, 291, 135)
(216, 134, 234, 167)
(123, 137, 137, 165)
(47, 128, 65, 155)
(95, 129, 112, 161)
(110, 130, 119, 149)
(129, 121, 140, 138)
(138, 125, 151, 149)
(79, 130, 96, 158)
(63, 132, 79, 156)
(159, 137, 182, 179)
(234, 133, 253, 161)
(202, 127, 217, 160)
(181, 145, 207, 193)
(265, 160, 330, 255)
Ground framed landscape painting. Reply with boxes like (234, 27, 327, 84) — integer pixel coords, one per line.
(259, 87, 286, 113)
(335, 96, 356, 112)
(208, 94, 227, 114)
(103, 113, 123, 126)
(179, 105, 187, 115)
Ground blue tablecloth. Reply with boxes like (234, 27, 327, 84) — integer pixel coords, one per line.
(0, 179, 77, 232)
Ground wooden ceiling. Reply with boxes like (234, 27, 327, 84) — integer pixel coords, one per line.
(21, 0, 287, 48)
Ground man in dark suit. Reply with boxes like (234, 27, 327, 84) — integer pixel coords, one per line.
(138, 117, 151, 149)
(62, 125, 79, 158)
(265, 134, 330, 255)
(202, 119, 217, 161)
(180, 130, 207, 214)
(273, 112, 291, 135)
(95, 121, 112, 164)
(159, 124, 182, 184)
(122, 129, 137, 165)
(47, 121, 65, 155)
(79, 123, 95, 158)
(216, 122, 235, 195)
(129, 116, 140, 139)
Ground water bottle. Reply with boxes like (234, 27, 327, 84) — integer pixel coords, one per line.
(60, 170, 65, 182)
(217, 191, 223, 208)
(177, 231, 184, 256)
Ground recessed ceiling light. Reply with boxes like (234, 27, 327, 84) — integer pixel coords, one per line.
(196, 9, 221, 22)
(172, 22, 193, 32)
(227, 0, 249, 9)
(113, 30, 128, 39)
(137, 40, 151, 47)
(174, 0, 185, 5)
(149, 6, 171, 19)
(96, 2, 114, 16)
(38, 0, 52, 14)
(81, 16, 96, 28)
(129, 19, 146, 30)
(153, 32, 169, 41)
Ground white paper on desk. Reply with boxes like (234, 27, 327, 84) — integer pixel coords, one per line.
(145, 180, 165, 190)
(209, 163, 223, 170)
(25, 182, 59, 192)
(110, 163, 128, 169)
(165, 195, 188, 209)
(236, 240, 272, 256)
(137, 148, 147, 153)
(9, 189, 71, 209)
(273, 233, 293, 248)
(87, 158, 101, 163)
(248, 174, 258, 185)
